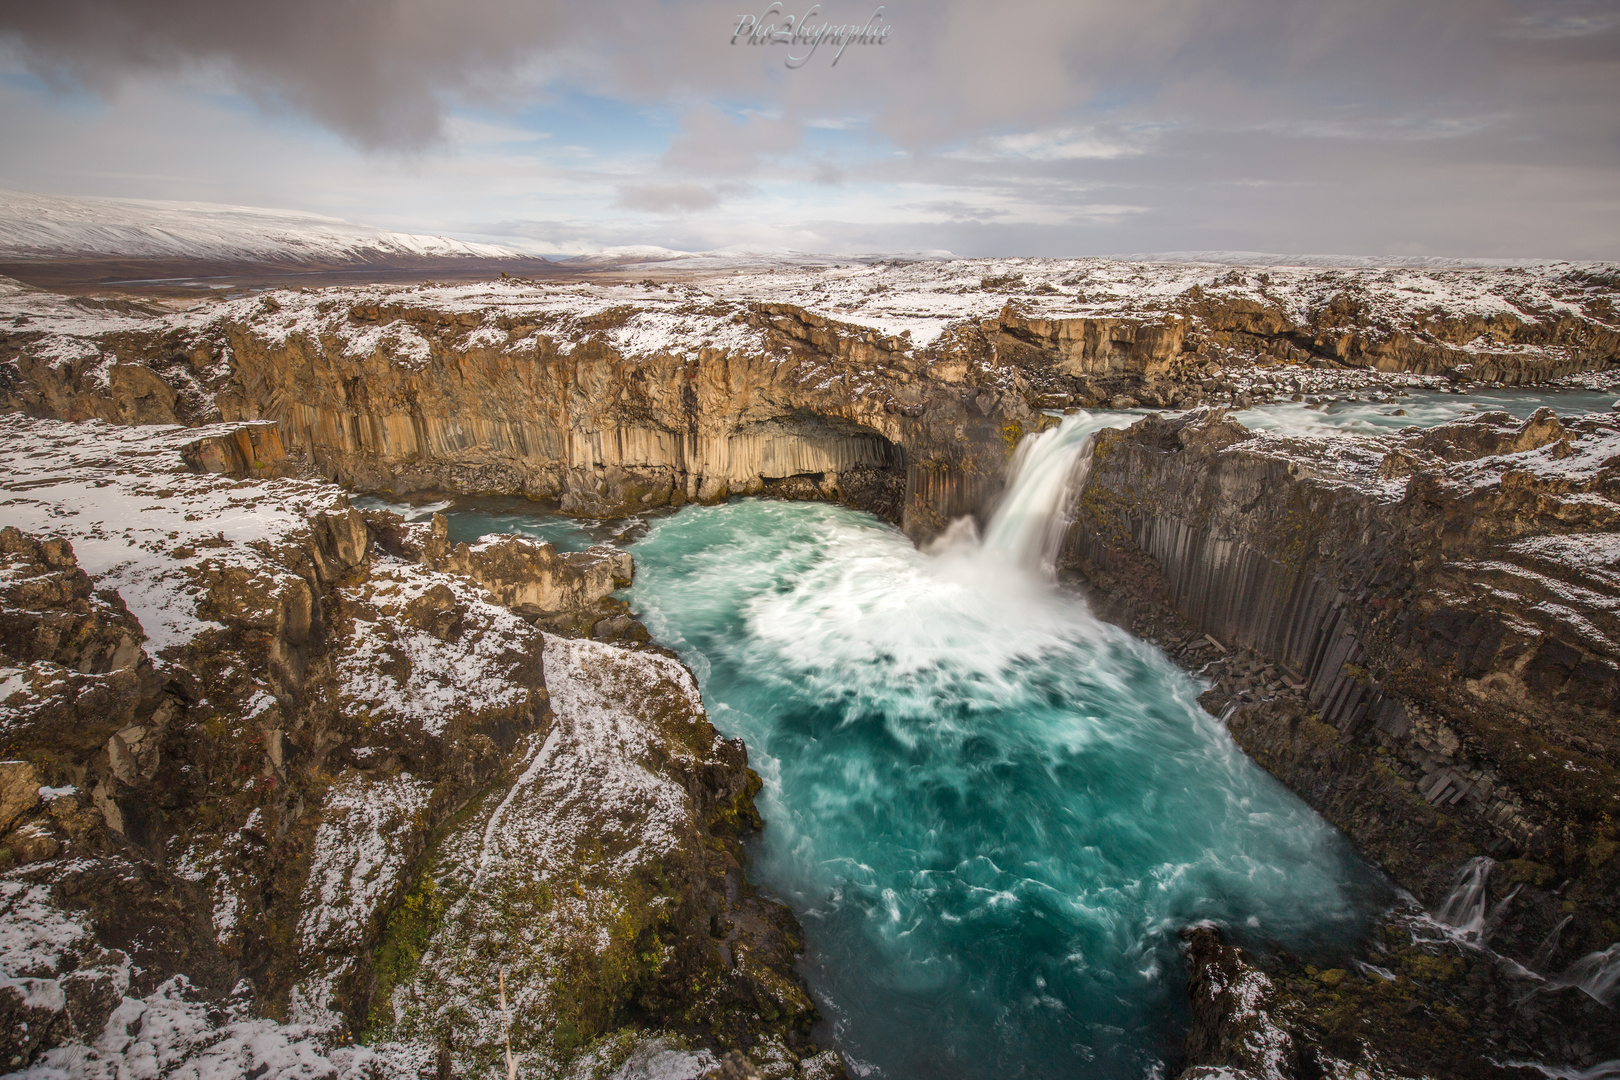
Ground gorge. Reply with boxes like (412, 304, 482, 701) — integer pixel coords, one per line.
(2, 256, 1619, 1080)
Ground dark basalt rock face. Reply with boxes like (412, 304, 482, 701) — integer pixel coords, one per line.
(1070, 409, 1620, 1077)
(1176, 922, 1613, 1080)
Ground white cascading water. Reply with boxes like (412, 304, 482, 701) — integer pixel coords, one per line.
(1543, 942, 1620, 1006)
(575, 406, 1391, 1079)
(957, 410, 1126, 577)
(1435, 856, 1496, 943)
(1430, 855, 1620, 1013)
(1532, 914, 1575, 971)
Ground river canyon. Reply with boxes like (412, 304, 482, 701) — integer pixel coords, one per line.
(2, 256, 1619, 1080)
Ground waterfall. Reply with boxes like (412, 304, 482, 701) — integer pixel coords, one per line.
(1487, 882, 1522, 934)
(1434, 856, 1495, 943)
(624, 484, 1390, 1080)
(976, 411, 1130, 577)
(1543, 941, 1620, 1006)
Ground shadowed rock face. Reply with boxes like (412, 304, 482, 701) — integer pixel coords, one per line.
(1073, 409, 1620, 908)
(1175, 921, 1615, 1080)
(1069, 409, 1620, 1077)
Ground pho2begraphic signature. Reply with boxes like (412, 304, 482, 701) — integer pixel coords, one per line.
(731, 4, 891, 67)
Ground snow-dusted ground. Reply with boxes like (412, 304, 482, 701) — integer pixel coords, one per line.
(387, 634, 721, 1068)
(7, 251, 1613, 370)
(10, 972, 716, 1080)
(0, 189, 526, 263)
(333, 559, 542, 737)
(576, 254, 1618, 349)
(1107, 250, 1564, 270)
(0, 415, 351, 658)
(0, 416, 742, 1080)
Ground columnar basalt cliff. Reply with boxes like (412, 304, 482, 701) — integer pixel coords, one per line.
(1069, 408, 1620, 1076)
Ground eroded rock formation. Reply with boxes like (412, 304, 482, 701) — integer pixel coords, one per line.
(3, 259, 1620, 1078)
(0, 417, 832, 1079)
(4, 260, 1617, 546)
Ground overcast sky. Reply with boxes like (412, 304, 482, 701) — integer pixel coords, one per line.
(0, 0, 1616, 258)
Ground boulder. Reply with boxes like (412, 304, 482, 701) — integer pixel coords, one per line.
(0, 760, 41, 833)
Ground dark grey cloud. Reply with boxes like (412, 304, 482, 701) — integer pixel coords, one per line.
(0, 0, 594, 148)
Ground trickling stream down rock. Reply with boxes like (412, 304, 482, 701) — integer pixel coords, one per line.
(1, 258, 1618, 1079)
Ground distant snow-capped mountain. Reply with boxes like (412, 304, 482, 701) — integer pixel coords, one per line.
(0, 189, 529, 262)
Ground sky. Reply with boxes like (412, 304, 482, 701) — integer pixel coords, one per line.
(0, 0, 1617, 259)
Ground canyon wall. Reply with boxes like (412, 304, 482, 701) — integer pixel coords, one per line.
(0, 417, 832, 1078)
(4, 266, 1620, 1077)
(5, 266, 1619, 547)
(1068, 409, 1620, 1072)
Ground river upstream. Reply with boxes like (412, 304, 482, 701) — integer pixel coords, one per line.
(407, 388, 1615, 1080)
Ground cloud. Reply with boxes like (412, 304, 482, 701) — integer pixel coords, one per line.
(1505, 5, 1620, 39)
(0, 0, 592, 149)
(949, 126, 1149, 162)
(661, 104, 803, 177)
(0, 0, 1618, 257)
(443, 115, 552, 147)
(615, 182, 722, 213)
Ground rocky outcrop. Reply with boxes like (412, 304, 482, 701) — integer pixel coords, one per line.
(362, 509, 643, 640)
(180, 419, 294, 478)
(1070, 408, 1620, 1076)
(377, 635, 822, 1076)
(1176, 921, 1611, 1080)
(5, 262, 1616, 547)
(0, 417, 829, 1079)
(0, 526, 145, 676)
(3, 260, 1620, 1075)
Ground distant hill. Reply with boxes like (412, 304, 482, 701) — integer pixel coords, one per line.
(0, 188, 531, 263)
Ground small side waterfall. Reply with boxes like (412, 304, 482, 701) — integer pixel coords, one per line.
(976, 411, 1129, 577)
(1435, 856, 1496, 943)
(1543, 941, 1620, 1006)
